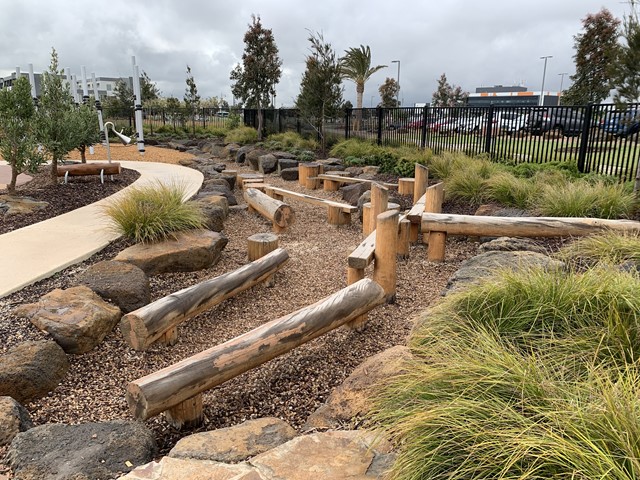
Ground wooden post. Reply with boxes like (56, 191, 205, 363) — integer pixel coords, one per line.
(346, 267, 367, 331)
(328, 205, 351, 225)
(423, 182, 445, 243)
(299, 163, 320, 190)
(373, 210, 399, 303)
(362, 204, 372, 235)
(397, 217, 411, 259)
(366, 183, 389, 235)
(248, 233, 279, 287)
(413, 164, 429, 204)
(126, 279, 386, 424)
(398, 178, 415, 196)
(164, 393, 203, 429)
(323, 178, 341, 191)
(120, 248, 290, 351)
(427, 231, 447, 262)
(244, 188, 295, 231)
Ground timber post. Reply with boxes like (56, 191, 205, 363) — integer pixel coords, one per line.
(373, 210, 399, 303)
(247, 233, 280, 287)
(398, 178, 415, 196)
(413, 164, 429, 203)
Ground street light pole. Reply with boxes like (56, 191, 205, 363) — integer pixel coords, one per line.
(391, 60, 400, 106)
(370, 95, 374, 108)
(539, 55, 552, 107)
(558, 72, 568, 103)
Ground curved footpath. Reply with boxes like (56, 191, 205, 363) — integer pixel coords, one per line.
(0, 161, 204, 298)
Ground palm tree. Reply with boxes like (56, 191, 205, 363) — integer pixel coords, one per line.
(340, 45, 386, 130)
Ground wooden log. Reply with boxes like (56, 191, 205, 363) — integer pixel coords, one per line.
(242, 182, 268, 192)
(421, 213, 640, 238)
(244, 188, 295, 229)
(317, 174, 398, 189)
(427, 231, 447, 262)
(248, 233, 279, 287)
(413, 164, 429, 203)
(397, 217, 411, 259)
(126, 278, 386, 422)
(119, 248, 290, 351)
(398, 178, 415, 196)
(328, 205, 351, 225)
(56, 162, 121, 176)
(346, 267, 367, 331)
(348, 230, 377, 269)
(164, 393, 203, 429)
(237, 173, 264, 189)
(422, 182, 445, 243)
(373, 210, 399, 303)
(323, 178, 341, 191)
(367, 183, 389, 235)
(299, 163, 320, 189)
(265, 187, 356, 213)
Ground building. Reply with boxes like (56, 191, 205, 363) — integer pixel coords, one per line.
(467, 85, 560, 107)
(0, 70, 128, 100)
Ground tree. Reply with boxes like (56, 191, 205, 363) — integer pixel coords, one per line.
(230, 15, 282, 140)
(295, 31, 343, 154)
(0, 76, 42, 193)
(141, 71, 160, 102)
(35, 48, 82, 184)
(184, 65, 201, 117)
(431, 73, 468, 107)
(339, 45, 386, 110)
(562, 8, 621, 105)
(73, 103, 101, 163)
(379, 78, 400, 107)
(613, 2, 640, 104)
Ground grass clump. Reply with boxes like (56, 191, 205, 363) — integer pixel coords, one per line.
(264, 132, 318, 151)
(103, 181, 207, 244)
(443, 157, 497, 206)
(224, 126, 258, 145)
(372, 266, 640, 479)
(485, 171, 538, 209)
(535, 180, 637, 218)
(557, 231, 640, 268)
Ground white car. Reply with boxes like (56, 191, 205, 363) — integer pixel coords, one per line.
(496, 112, 527, 133)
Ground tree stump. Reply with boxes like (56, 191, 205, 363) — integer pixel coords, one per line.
(398, 178, 415, 196)
(299, 163, 320, 190)
(248, 233, 280, 287)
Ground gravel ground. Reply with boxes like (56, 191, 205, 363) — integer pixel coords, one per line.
(0, 145, 479, 471)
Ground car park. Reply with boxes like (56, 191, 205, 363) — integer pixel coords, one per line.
(526, 107, 585, 136)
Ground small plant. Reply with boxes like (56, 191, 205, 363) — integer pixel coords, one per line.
(224, 126, 258, 145)
(266, 131, 318, 151)
(485, 171, 538, 209)
(103, 181, 207, 244)
(444, 163, 490, 206)
(296, 150, 316, 162)
(556, 231, 640, 268)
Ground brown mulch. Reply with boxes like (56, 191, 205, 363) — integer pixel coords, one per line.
(0, 146, 481, 472)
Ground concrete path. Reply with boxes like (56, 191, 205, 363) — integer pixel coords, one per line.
(0, 161, 203, 298)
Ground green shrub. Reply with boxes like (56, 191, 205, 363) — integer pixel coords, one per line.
(224, 126, 258, 145)
(373, 266, 640, 479)
(103, 181, 207, 244)
(485, 171, 538, 209)
(535, 180, 637, 218)
(329, 138, 383, 159)
(266, 131, 318, 151)
(444, 161, 491, 205)
(557, 231, 640, 268)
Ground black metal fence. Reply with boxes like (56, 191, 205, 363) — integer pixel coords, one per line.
(108, 107, 236, 135)
(243, 104, 640, 182)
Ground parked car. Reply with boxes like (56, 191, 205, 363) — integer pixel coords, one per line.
(496, 112, 527, 133)
(457, 114, 487, 133)
(599, 108, 640, 137)
(387, 115, 421, 130)
(526, 107, 585, 136)
(216, 111, 230, 118)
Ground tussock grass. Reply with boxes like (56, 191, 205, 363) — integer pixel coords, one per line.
(557, 231, 640, 268)
(535, 180, 637, 218)
(224, 126, 258, 145)
(103, 181, 207, 244)
(443, 158, 496, 206)
(485, 172, 538, 209)
(373, 266, 640, 479)
(265, 132, 318, 151)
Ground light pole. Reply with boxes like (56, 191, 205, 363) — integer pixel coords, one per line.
(370, 95, 374, 108)
(539, 55, 552, 106)
(558, 72, 568, 103)
(391, 60, 400, 106)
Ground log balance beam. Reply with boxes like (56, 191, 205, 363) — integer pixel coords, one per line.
(244, 187, 296, 233)
(264, 186, 357, 226)
(120, 248, 290, 351)
(126, 278, 386, 427)
(422, 213, 640, 262)
(56, 162, 121, 184)
(315, 173, 398, 191)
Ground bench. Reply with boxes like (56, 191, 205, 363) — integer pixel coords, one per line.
(264, 186, 357, 226)
(56, 162, 121, 184)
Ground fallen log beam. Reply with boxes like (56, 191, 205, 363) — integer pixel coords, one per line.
(120, 248, 290, 350)
(126, 278, 386, 423)
(56, 162, 121, 176)
(244, 187, 295, 232)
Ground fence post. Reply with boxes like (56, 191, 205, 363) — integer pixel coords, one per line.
(484, 104, 494, 154)
(377, 106, 384, 145)
(421, 105, 429, 149)
(577, 104, 593, 173)
(345, 107, 352, 139)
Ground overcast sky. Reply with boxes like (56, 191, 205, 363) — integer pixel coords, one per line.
(0, 0, 633, 107)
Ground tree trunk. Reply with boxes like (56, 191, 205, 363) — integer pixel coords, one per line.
(49, 158, 59, 185)
(257, 104, 264, 141)
(79, 145, 86, 163)
(8, 165, 18, 195)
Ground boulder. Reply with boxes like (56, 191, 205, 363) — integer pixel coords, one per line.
(271, 151, 298, 160)
(196, 184, 237, 206)
(250, 430, 394, 479)
(201, 143, 227, 158)
(78, 261, 150, 314)
(202, 177, 233, 191)
(114, 230, 228, 276)
(345, 166, 365, 176)
(224, 143, 240, 159)
(169, 417, 297, 463)
(167, 142, 189, 152)
(219, 172, 237, 190)
(444, 250, 565, 295)
(0, 340, 69, 403)
(14, 286, 122, 354)
(246, 149, 267, 171)
(0, 397, 34, 447)
(258, 154, 278, 175)
(235, 145, 254, 164)
(341, 183, 369, 206)
(277, 158, 299, 173)
(304, 346, 412, 431)
(177, 158, 195, 167)
(197, 194, 229, 217)
(0, 195, 49, 216)
(280, 167, 299, 182)
(196, 203, 227, 232)
(474, 204, 528, 217)
(357, 190, 372, 222)
(478, 237, 549, 255)
(6, 421, 156, 480)
(193, 164, 225, 177)
(122, 458, 258, 480)
(362, 165, 380, 175)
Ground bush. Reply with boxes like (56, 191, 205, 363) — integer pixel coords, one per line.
(485, 171, 538, 209)
(535, 180, 637, 218)
(224, 126, 258, 145)
(266, 131, 318, 151)
(372, 266, 640, 479)
(103, 181, 207, 244)
(556, 231, 640, 268)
